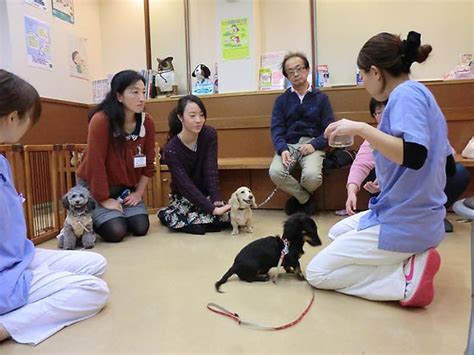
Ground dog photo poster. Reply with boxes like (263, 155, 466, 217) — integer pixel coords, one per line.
(221, 18, 250, 61)
(68, 35, 88, 80)
(24, 16, 53, 70)
(52, 0, 75, 24)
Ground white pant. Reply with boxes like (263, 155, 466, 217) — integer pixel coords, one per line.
(306, 211, 412, 301)
(0, 248, 109, 345)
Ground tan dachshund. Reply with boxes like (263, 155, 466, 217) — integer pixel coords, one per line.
(229, 186, 257, 236)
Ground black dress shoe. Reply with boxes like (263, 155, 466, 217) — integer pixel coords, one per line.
(444, 218, 453, 233)
(284, 197, 300, 215)
(301, 197, 316, 215)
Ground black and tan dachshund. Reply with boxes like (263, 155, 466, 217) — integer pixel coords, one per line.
(215, 213, 321, 293)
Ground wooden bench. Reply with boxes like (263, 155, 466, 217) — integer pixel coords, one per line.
(158, 156, 366, 210)
(456, 154, 474, 168)
(158, 153, 474, 211)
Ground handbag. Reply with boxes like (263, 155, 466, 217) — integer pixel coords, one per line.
(461, 137, 474, 159)
(323, 148, 356, 173)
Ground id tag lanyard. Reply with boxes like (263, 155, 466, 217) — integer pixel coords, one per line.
(133, 145, 146, 168)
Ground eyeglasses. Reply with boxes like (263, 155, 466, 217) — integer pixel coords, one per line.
(286, 65, 306, 77)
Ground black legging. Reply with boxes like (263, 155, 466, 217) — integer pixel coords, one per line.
(96, 214, 150, 243)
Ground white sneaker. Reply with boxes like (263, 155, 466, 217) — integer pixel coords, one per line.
(400, 248, 441, 308)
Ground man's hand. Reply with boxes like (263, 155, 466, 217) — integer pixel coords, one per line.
(281, 150, 294, 169)
(299, 144, 315, 156)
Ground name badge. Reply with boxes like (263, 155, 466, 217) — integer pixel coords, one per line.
(134, 156, 146, 168)
(133, 145, 146, 168)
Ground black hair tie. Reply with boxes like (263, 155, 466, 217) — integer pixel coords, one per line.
(400, 31, 421, 70)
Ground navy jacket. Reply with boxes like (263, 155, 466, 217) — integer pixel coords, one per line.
(271, 88, 335, 154)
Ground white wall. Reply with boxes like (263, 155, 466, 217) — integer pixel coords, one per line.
(215, 0, 259, 93)
(3, 0, 104, 103)
(185, 0, 313, 93)
(259, 0, 312, 66)
(0, 1, 11, 70)
(99, 0, 147, 77)
(316, 0, 474, 85)
(149, 0, 187, 94)
(189, 0, 217, 88)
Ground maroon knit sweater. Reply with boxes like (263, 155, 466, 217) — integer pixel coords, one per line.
(163, 125, 221, 214)
(77, 111, 156, 202)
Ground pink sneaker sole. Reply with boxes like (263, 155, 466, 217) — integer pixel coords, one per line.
(400, 249, 441, 308)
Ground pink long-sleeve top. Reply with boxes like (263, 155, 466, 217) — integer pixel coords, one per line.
(346, 140, 375, 189)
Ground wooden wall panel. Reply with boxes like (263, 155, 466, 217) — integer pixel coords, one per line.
(20, 98, 90, 145)
(23, 81, 473, 210)
(148, 80, 474, 157)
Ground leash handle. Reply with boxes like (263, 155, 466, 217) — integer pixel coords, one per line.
(207, 303, 241, 324)
(207, 291, 314, 331)
(256, 149, 301, 209)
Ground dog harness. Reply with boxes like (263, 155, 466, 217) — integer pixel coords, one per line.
(207, 237, 315, 331)
(272, 238, 290, 283)
(65, 213, 93, 237)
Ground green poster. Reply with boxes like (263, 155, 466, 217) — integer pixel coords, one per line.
(221, 18, 250, 61)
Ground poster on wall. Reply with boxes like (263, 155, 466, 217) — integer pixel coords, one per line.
(52, 0, 74, 24)
(24, 16, 53, 70)
(260, 51, 286, 91)
(68, 35, 88, 80)
(25, 0, 48, 12)
(221, 18, 250, 61)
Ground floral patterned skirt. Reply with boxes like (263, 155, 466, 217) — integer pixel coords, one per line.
(157, 194, 229, 229)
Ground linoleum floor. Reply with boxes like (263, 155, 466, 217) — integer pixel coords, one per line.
(2, 211, 471, 354)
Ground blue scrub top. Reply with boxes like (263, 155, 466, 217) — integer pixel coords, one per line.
(359, 80, 452, 253)
(0, 155, 34, 315)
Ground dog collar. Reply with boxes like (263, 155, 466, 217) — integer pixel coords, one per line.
(272, 238, 290, 283)
(281, 238, 290, 256)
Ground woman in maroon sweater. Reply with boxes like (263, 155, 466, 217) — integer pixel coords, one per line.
(77, 70, 156, 242)
(158, 95, 230, 234)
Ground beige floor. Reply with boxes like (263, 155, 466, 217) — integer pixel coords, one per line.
(2, 211, 472, 355)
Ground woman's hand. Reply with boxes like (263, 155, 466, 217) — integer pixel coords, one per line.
(124, 191, 142, 206)
(345, 183, 359, 215)
(363, 180, 380, 194)
(214, 201, 225, 207)
(324, 119, 364, 141)
(213, 204, 231, 216)
(100, 198, 123, 212)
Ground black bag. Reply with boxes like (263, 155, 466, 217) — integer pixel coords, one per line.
(323, 148, 356, 173)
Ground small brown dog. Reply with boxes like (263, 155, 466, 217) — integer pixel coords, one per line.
(229, 186, 257, 236)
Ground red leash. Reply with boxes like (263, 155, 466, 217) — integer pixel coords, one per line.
(207, 290, 315, 330)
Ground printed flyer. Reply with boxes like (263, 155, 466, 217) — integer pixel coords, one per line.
(24, 16, 53, 70)
(221, 18, 249, 61)
(69, 35, 88, 80)
(52, 0, 74, 24)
